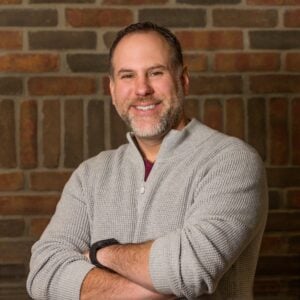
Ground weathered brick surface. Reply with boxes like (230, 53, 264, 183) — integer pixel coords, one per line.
(0, 100, 16, 168)
(0, 9, 57, 27)
(42, 100, 60, 168)
(286, 53, 300, 72)
(29, 217, 50, 238)
(250, 31, 300, 49)
(0, 77, 22, 95)
(64, 99, 83, 168)
(190, 76, 242, 95)
(0, 31, 22, 49)
(292, 98, 300, 164)
(213, 9, 277, 28)
(29, 31, 96, 50)
(250, 75, 300, 93)
(67, 54, 108, 73)
(66, 9, 133, 27)
(88, 100, 105, 157)
(0, 54, 59, 73)
(247, 98, 266, 160)
(178, 0, 240, 3)
(30, 171, 71, 191)
(28, 76, 96, 96)
(225, 98, 244, 139)
(20, 100, 37, 169)
(110, 104, 128, 149)
(203, 98, 223, 132)
(0, 219, 25, 238)
(0, 3, 299, 299)
(269, 98, 289, 165)
(176, 30, 243, 50)
(0, 195, 59, 215)
(139, 9, 206, 27)
(214, 52, 280, 72)
(248, 0, 300, 4)
(284, 9, 300, 27)
(267, 168, 300, 187)
(184, 54, 207, 72)
(0, 172, 24, 191)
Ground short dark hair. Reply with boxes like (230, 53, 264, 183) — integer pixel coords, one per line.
(109, 22, 183, 75)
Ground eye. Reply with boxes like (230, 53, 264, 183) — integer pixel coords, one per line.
(120, 73, 134, 79)
(149, 70, 163, 77)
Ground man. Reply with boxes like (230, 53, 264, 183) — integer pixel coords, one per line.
(27, 22, 268, 300)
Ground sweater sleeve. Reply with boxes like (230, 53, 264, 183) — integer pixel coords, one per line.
(149, 146, 268, 299)
(26, 165, 95, 300)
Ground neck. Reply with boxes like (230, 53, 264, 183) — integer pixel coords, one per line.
(134, 115, 189, 163)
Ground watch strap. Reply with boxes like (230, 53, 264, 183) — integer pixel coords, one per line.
(90, 238, 120, 268)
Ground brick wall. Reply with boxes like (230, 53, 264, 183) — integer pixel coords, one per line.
(0, 0, 299, 299)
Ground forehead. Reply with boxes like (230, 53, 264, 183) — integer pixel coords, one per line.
(111, 31, 172, 70)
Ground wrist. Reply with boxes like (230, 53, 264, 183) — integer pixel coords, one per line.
(90, 238, 120, 268)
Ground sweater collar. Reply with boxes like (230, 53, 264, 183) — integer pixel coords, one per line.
(126, 119, 215, 162)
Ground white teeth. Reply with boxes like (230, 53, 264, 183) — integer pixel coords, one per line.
(136, 104, 156, 111)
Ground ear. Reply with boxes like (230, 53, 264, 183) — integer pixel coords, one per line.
(181, 66, 190, 96)
(109, 76, 116, 106)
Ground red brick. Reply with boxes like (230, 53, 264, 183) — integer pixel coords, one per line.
(260, 234, 288, 255)
(28, 76, 96, 96)
(0, 172, 24, 191)
(266, 211, 300, 231)
(213, 9, 278, 27)
(0, 219, 25, 238)
(287, 190, 300, 209)
(88, 100, 105, 157)
(214, 52, 280, 72)
(267, 167, 300, 187)
(288, 235, 300, 253)
(190, 76, 242, 95)
(256, 255, 300, 276)
(43, 100, 61, 168)
(250, 75, 300, 93)
(184, 98, 201, 120)
(0, 31, 22, 50)
(284, 9, 300, 27)
(0, 241, 33, 264)
(29, 217, 50, 238)
(0, 100, 16, 168)
(269, 98, 289, 165)
(183, 54, 207, 72)
(30, 171, 71, 191)
(64, 99, 84, 168)
(20, 100, 37, 169)
(292, 98, 300, 164)
(247, 97, 266, 160)
(248, 0, 300, 4)
(0, 0, 21, 4)
(225, 97, 245, 140)
(0, 54, 59, 73)
(110, 104, 128, 148)
(176, 30, 243, 50)
(286, 52, 300, 71)
(0, 195, 59, 215)
(103, 0, 167, 3)
(269, 189, 284, 209)
(66, 9, 133, 27)
(203, 98, 223, 132)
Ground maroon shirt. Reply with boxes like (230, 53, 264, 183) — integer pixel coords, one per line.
(144, 158, 154, 181)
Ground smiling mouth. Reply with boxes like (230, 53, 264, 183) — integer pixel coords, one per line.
(135, 104, 156, 111)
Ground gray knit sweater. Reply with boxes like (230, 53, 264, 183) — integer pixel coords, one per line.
(27, 119, 268, 300)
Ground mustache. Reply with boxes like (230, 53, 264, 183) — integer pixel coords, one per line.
(130, 97, 161, 104)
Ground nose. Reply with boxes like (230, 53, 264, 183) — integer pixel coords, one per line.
(135, 75, 154, 97)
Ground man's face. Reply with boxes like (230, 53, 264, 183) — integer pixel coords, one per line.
(109, 31, 189, 140)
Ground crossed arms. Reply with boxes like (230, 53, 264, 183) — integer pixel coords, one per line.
(81, 241, 174, 299)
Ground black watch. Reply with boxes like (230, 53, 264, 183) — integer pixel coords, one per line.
(90, 238, 120, 268)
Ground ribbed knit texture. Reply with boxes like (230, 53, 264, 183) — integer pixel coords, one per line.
(27, 119, 268, 300)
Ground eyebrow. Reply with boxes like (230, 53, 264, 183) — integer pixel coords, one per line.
(116, 64, 168, 76)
